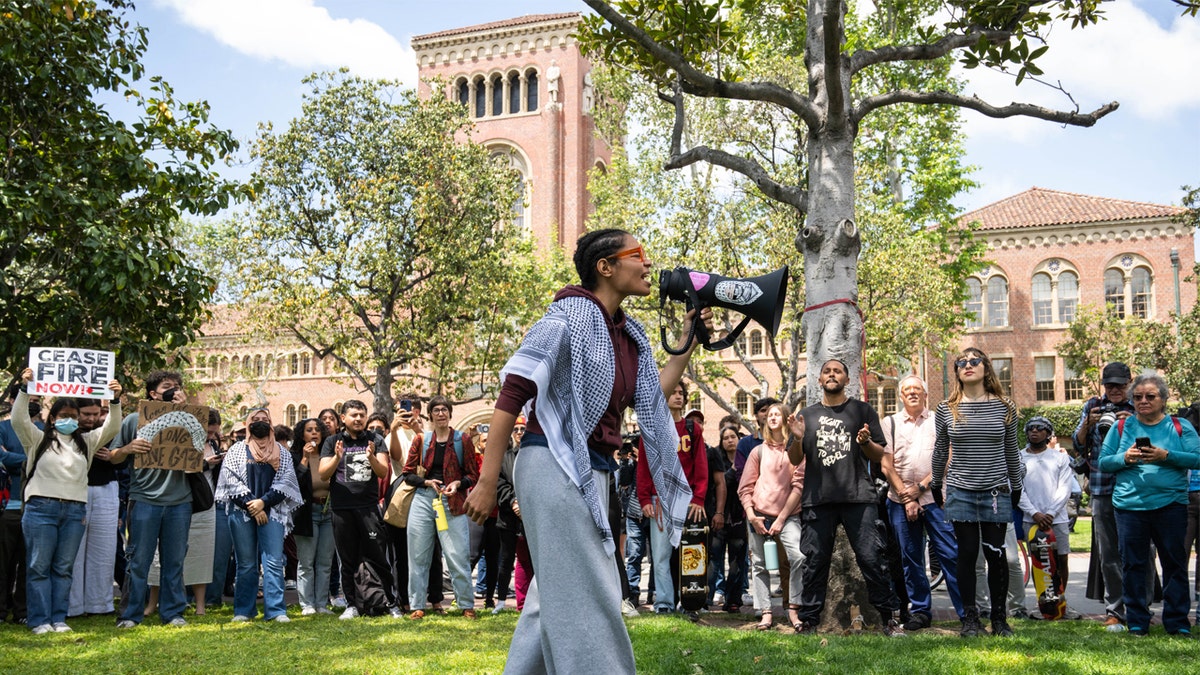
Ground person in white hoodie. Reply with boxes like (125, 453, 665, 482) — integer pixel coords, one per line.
(1017, 416, 1076, 615)
(13, 368, 122, 634)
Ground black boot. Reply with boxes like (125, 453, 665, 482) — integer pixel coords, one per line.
(990, 611, 1014, 637)
(960, 607, 983, 638)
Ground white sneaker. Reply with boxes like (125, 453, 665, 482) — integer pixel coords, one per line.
(492, 600, 507, 615)
(31, 624, 53, 635)
(273, 615, 290, 623)
(316, 607, 336, 615)
(331, 596, 347, 608)
(339, 607, 359, 620)
(300, 606, 316, 616)
(52, 622, 72, 633)
(167, 617, 187, 627)
(621, 599, 639, 618)
(389, 606, 404, 619)
(116, 620, 137, 629)
(713, 592, 726, 607)
(231, 615, 251, 623)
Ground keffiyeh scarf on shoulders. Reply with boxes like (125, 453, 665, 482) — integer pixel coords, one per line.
(214, 441, 304, 534)
(502, 294, 692, 555)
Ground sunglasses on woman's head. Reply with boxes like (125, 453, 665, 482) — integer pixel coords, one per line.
(955, 357, 984, 369)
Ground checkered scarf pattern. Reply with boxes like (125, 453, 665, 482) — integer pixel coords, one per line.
(501, 295, 692, 554)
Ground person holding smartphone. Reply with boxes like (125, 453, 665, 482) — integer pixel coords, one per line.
(1098, 373, 1200, 637)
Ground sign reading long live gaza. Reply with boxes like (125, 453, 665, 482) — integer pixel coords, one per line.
(135, 400, 209, 472)
(27, 346, 116, 400)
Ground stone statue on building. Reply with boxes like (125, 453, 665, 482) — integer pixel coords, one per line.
(547, 60, 561, 104)
(582, 71, 594, 115)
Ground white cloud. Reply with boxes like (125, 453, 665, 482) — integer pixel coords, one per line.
(154, 0, 417, 85)
(955, 0, 1200, 141)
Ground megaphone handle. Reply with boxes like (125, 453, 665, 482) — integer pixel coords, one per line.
(704, 315, 753, 352)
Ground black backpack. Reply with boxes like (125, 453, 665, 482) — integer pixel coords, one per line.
(1179, 402, 1200, 434)
(353, 562, 390, 616)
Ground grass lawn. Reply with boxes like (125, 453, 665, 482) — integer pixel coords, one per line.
(1070, 516, 1092, 553)
(3, 605, 1197, 674)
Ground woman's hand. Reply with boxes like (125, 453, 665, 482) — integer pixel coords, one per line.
(21, 368, 32, 383)
(442, 480, 461, 496)
(425, 478, 444, 493)
(766, 518, 783, 536)
(748, 513, 767, 536)
(254, 511, 268, 525)
(246, 499, 265, 517)
(108, 379, 122, 398)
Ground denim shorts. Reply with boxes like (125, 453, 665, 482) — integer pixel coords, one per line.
(944, 486, 1011, 524)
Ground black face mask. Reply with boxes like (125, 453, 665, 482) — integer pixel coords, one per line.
(159, 388, 179, 404)
(248, 421, 272, 439)
(28, 403, 42, 418)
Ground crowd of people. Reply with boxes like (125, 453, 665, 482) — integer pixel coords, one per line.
(0, 228, 1198, 673)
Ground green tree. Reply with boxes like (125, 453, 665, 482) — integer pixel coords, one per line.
(0, 0, 249, 383)
(1057, 304, 1167, 396)
(234, 71, 563, 415)
(578, 0, 1121, 404)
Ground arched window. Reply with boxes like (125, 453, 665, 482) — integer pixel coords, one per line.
(688, 391, 702, 413)
(750, 330, 764, 356)
(964, 278, 983, 329)
(473, 76, 486, 118)
(286, 404, 297, 427)
(490, 146, 530, 230)
(193, 354, 207, 378)
(735, 390, 750, 416)
(301, 353, 311, 375)
(1030, 260, 1080, 326)
(986, 276, 1008, 327)
(242, 355, 251, 372)
(1105, 255, 1154, 319)
(298, 404, 309, 419)
(735, 332, 748, 354)
(525, 69, 539, 111)
(289, 354, 299, 376)
(253, 355, 263, 377)
(490, 74, 503, 116)
(456, 78, 469, 106)
(508, 72, 521, 113)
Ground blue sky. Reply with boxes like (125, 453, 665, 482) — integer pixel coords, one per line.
(124, 1, 1197, 240)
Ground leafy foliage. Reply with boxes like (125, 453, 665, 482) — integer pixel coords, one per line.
(0, 0, 249, 383)
(1057, 304, 1168, 396)
(232, 71, 564, 414)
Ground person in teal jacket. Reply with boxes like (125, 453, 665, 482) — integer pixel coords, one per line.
(1098, 373, 1200, 636)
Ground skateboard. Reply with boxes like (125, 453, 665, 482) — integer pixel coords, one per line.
(1026, 524, 1065, 620)
(678, 522, 709, 613)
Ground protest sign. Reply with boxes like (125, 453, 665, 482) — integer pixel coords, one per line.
(27, 346, 116, 400)
(134, 400, 210, 472)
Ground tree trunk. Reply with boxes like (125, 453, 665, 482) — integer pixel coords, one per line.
(373, 362, 395, 418)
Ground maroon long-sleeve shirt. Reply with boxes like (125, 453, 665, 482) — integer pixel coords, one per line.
(637, 418, 708, 507)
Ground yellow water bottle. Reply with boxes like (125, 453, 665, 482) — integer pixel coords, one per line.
(433, 494, 449, 532)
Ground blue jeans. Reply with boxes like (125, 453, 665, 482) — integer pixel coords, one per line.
(708, 524, 747, 605)
(228, 510, 286, 620)
(120, 501, 191, 624)
(407, 488, 473, 610)
(206, 502, 233, 606)
(1116, 503, 1192, 633)
(624, 516, 651, 601)
(887, 499, 964, 618)
(295, 506, 334, 611)
(22, 497, 86, 627)
(648, 509, 676, 611)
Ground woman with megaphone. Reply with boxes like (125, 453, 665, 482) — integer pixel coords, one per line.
(465, 228, 711, 675)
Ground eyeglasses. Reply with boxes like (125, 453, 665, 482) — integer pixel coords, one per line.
(1132, 393, 1159, 401)
(607, 245, 645, 263)
(513, 426, 526, 433)
(430, 407, 450, 414)
(955, 357, 984, 369)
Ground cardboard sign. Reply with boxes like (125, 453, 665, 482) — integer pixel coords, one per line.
(27, 347, 116, 400)
(134, 400, 210, 472)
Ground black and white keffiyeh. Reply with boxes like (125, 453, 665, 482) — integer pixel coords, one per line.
(502, 295, 692, 555)
(214, 441, 304, 534)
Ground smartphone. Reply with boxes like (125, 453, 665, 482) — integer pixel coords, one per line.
(1135, 437, 1151, 449)
(398, 399, 413, 412)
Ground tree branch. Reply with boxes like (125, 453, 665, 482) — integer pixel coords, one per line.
(822, 0, 847, 133)
(580, 0, 821, 128)
(849, 30, 1011, 73)
(853, 89, 1118, 126)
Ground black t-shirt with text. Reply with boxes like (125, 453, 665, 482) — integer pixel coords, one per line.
(320, 429, 386, 510)
(799, 399, 886, 507)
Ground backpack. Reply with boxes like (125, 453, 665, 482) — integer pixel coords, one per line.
(352, 561, 391, 616)
(421, 430, 464, 467)
(1178, 403, 1200, 436)
(1116, 416, 1183, 441)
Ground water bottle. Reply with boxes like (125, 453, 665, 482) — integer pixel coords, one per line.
(433, 494, 449, 532)
(763, 538, 779, 572)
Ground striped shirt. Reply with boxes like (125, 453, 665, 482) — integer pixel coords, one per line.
(931, 398, 1022, 493)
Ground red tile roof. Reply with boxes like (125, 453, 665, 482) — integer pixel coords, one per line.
(959, 187, 1185, 230)
(412, 12, 581, 42)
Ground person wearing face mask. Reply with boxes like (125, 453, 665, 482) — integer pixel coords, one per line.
(13, 368, 122, 634)
(215, 408, 303, 623)
(107, 370, 195, 628)
(67, 398, 123, 618)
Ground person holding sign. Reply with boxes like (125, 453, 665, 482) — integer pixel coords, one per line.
(12, 368, 122, 634)
(107, 370, 194, 629)
(215, 407, 302, 623)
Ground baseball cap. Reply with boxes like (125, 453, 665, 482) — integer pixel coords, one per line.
(684, 408, 704, 423)
(1101, 362, 1131, 386)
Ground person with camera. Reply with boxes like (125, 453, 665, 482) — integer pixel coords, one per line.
(1072, 361, 1136, 630)
(1098, 373, 1200, 636)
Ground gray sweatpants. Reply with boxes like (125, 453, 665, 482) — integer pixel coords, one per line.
(504, 444, 635, 675)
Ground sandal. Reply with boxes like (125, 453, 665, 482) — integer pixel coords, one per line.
(788, 605, 802, 632)
(756, 612, 773, 631)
